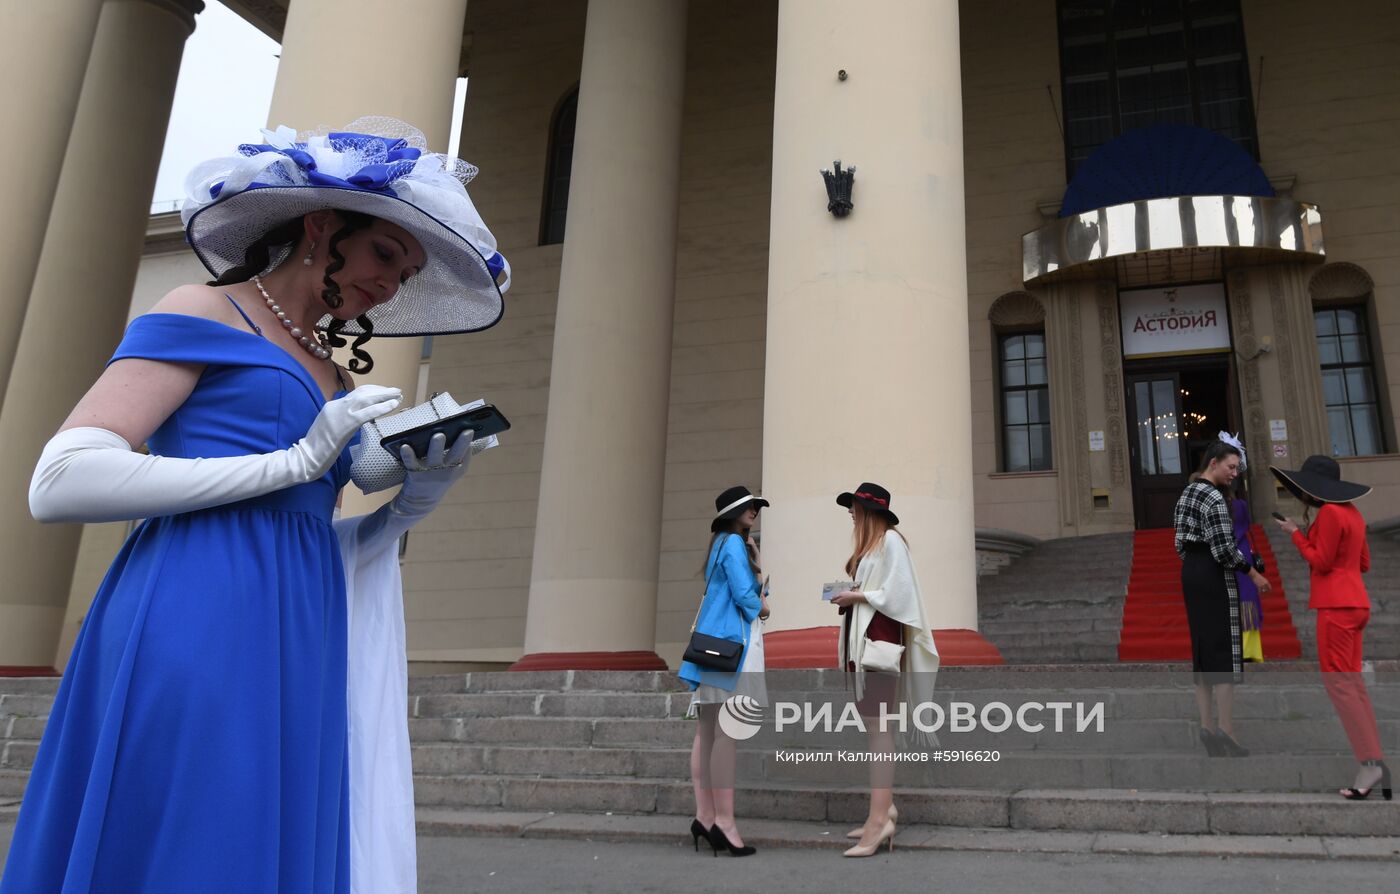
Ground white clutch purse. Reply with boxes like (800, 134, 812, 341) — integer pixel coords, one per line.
(860, 638, 905, 674)
(349, 391, 499, 494)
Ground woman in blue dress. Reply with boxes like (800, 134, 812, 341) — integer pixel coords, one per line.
(1, 118, 509, 893)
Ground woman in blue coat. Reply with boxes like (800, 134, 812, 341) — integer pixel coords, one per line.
(680, 485, 770, 857)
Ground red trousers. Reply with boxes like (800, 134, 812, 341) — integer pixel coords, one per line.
(1316, 608, 1384, 762)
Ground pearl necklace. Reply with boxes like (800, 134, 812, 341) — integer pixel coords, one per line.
(252, 275, 332, 360)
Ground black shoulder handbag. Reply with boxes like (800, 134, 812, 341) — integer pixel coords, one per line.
(682, 536, 744, 672)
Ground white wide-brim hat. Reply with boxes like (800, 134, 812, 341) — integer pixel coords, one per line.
(181, 117, 509, 337)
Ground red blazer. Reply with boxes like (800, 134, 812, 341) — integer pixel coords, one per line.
(1291, 502, 1371, 610)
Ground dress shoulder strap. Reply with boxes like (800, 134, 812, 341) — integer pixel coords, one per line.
(223, 294, 263, 337)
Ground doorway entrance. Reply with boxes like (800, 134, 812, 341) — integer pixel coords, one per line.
(1125, 356, 1237, 528)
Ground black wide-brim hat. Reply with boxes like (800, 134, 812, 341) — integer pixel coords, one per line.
(711, 485, 769, 530)
(836, 482, 900, 525)
(1269, 455, 1372, 504)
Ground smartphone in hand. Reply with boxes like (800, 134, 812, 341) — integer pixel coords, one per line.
(380, 404, 511, 460)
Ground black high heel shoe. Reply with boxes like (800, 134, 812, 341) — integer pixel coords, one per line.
(1198, 727, 1224, 757)
(1214, 729, 1249, 758)
(708, 824, 757, 857)
(1342, 760, 1393, 801)
(689, 818, 709, 852)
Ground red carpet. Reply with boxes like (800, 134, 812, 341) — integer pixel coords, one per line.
(1117, 527, 1301, 662)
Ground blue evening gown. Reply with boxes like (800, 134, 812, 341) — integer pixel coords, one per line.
(1, 313, 355, 893)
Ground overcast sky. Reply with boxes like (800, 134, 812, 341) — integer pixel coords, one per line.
(150, 1, 280, 213)
(151, 1, 466, 213)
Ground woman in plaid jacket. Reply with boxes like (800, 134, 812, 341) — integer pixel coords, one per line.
(1173, 440, 1272, 757)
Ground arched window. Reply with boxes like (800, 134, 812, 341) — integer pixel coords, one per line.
(990, 292, 1053, 472)
(539, 87, 578, 245)
(1310, 263, 1390, 457)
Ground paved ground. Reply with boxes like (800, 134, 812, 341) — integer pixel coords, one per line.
(5, 811, 1400, 892)
(415, 836, 1398, 894)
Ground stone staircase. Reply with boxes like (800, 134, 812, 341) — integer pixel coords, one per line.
(976, 524, 1400, 667)
(976, 533, 1133, 663)
(7, 667, 1400, 838)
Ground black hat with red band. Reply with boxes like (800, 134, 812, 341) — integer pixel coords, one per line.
(836, 482, 899, 525)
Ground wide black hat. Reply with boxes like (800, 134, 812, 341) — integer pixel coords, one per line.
(836, 482, 900, 525)
(1269, 455, 1371, 505)
(711, 485, 769, 530)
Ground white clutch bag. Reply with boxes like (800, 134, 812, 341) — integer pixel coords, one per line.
(860, 638, 905, 674)
(349, 391, 499, 494)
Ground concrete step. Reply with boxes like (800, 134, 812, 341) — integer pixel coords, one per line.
(10, 670, 1400, 724)
(412, 775, 1400, 836)
(0, 694, 53, 718)
(397, 742, 1391, 792)
(406, 685, 1400, 724)
(407, 715, 697, 749)
(973, 618, 1124, 635)
(980, 571, 1127, 586)
(0, 677, 59, 695)
(0, 740, 37, 770)
(1, 717, 47, 740)
(414, 691, 690, 720)
(984, 631, 1123, 648)
(405, 714, 1397, 755)
(979, 608, 1124, 625)
(978, 588, 1126, 605)
(413, 806, 1400, 859)
(997, 647, 1125, 664)
(408, 669, 692, 696)
(756, 750, 1367, 793)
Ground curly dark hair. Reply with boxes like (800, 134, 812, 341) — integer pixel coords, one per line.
(208, 217, 304, 287)
(325, 314, 376, 374)
(209, 210, 380, 373)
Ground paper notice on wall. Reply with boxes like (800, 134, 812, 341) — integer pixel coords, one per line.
(1088, 430, 1105, 452)
(1270, 419, 1288, 441)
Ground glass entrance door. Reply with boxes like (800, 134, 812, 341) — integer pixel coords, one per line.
(1128, 373, 1187, 528)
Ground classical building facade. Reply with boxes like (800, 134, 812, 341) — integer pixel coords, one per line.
(2, 0, 1397, 673)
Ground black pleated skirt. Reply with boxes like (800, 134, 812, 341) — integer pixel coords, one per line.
(1181, 544, 1241, 681)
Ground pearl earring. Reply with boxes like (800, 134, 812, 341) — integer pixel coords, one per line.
(303, 241, 316, 266)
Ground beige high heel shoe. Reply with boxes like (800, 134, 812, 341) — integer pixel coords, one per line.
(846, 804, 897, 838)
(842, 818, 895, 858)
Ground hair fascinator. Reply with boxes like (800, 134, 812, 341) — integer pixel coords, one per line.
(181, 116, 509, 337)
(1217, 431, 1247, 469)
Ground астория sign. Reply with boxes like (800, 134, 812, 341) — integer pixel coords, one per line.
(1119, 283, 1230, 359)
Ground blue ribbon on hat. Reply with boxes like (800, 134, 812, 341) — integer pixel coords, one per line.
(484, 252, 505, 281)
(210, 132, 424, 199)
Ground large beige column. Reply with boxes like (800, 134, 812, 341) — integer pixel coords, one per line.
(760, 0, 980, 648)
(0, 0, 105, 399)
(0, 0, 202, 669)
(268, 0, 468, 517)
(514, 0, 688, 671)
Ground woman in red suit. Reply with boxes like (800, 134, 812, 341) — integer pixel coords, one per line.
(1271, 455, 1390, 800)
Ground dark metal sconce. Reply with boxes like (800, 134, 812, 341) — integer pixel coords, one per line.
(821, 160, 855, 217)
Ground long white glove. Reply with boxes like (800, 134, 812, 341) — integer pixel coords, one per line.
(343, 430, 473, 557)
(29, 384, 402, 524)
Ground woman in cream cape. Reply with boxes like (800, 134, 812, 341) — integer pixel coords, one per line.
(831, 482, 939, 858)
